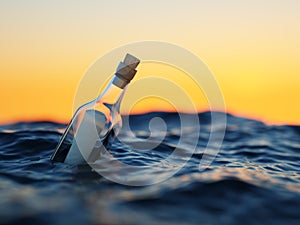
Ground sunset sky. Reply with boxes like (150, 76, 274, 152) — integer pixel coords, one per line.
(1, 0, 299, 125)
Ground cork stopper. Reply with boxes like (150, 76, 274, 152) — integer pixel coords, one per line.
(116, 54, 140, 81)
(113, 53, 140, 88)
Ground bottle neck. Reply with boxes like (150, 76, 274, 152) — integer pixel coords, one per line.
(96, 74, 128, 105)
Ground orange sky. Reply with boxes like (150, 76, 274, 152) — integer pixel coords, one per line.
(0, 0, 300, 125)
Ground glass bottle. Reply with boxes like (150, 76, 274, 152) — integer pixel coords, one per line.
(50, 53, 140, 165)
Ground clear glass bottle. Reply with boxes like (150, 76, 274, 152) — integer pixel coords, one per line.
(51, 54, 140, 165)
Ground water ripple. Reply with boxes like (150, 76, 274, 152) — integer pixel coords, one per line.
(0, 112, 300, 225)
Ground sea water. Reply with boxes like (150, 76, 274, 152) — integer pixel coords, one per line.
(0, 112, 300, 225)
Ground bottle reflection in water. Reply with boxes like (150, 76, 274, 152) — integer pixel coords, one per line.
(51, 54, 140, 165)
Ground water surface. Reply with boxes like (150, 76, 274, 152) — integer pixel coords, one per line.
(0, 112, 300, 225)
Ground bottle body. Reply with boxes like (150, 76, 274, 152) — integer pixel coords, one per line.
(51, 54, 140, 165)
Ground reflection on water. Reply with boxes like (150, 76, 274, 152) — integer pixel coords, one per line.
(0, 112, 300, 225)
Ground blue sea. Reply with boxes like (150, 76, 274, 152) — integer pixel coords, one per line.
(0, 112, 300, 225)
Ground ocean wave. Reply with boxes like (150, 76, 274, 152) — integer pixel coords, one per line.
(0, 112, 300, 225)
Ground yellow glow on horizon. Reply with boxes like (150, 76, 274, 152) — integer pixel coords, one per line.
(0, 1, 300, 125)
(121, 62, 209, 114)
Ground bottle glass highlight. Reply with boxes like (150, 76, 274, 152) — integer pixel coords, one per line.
(51, 54, 140, 165)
